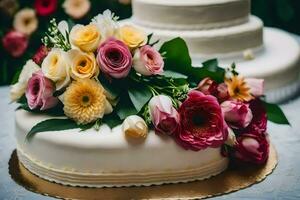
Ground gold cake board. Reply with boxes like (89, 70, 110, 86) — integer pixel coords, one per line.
(9, 144, 278, 200)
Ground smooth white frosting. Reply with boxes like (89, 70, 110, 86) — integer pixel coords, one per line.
(133, 0, 250, 30)
(15, 110, 228, 187)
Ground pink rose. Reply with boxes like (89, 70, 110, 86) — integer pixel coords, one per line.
(197, 78, 229, 102)
(2, 30, 28, 57)
(233, 133, 269, 165)
(26, 70, 58, 110)
(133, 45, 164, 76)
(221, 100, 253, 129)
(97, 38, 132, 79)
(246, 78, 264, 97)
(149, 95, 180, 136)
(32, 45, 49, 65)
(176, 91, 228, 151)
(239, 99, 267, 136)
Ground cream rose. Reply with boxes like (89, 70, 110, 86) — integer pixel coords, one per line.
(42, 48, 71, 90)
(10, 59, 40, 101)
(63, 0, 91, 19)
(13, 8, 38, 35)
(122, 115, 148, 139)
(67, 49, 99, 80)
(118, 25, 147, 49)
(70, 24, 101, 52)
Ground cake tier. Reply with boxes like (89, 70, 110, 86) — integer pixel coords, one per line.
(132, 0, 250, 30)
(15, 110, 229, 188)
(212, 28, 300, 103)
(123, 15, 263, 56)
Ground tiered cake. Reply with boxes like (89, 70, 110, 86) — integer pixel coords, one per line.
(125, 0, 300, 102)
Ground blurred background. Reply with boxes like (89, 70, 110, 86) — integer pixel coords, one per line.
(0, 0, 299, 86)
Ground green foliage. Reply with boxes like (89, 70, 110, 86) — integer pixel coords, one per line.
(263, 101, 290, 125)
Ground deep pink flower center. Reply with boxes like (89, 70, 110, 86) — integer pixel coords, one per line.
(32, 79, 40, 96)
(107, 50, 122, 63)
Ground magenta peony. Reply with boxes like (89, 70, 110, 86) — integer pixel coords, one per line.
(2, 31, 28, 57)
(246, 78, 264, 97)
(34, 0, 57, 16)
(234, 133, 269, 165)
(97, 38, 132, 79)
(133, 45, 164, 76)
(176, 90, 228, 151)
(240, 99, 267, 136)
(149, 95, 180, 136)
(26, 70, 58, 110)
(221, 100, 253, 129)
(32, 45, 49, 65)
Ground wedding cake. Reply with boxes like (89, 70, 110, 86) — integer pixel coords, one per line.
(125, 0, 300, 103)
(11, 10, 288, 188)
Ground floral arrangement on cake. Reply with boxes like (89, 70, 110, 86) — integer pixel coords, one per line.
(11, 10, 289, 165)
(0, 0, 131, 85)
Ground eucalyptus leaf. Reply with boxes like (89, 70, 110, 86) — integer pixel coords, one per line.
(263, 101, 290, 125)
(26, 118, 79, 142)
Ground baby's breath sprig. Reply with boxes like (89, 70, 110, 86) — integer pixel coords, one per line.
(41, 18, 71, 51)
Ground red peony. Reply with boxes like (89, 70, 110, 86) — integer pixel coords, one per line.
(175, 90, 228, 151)
(234, 133, 269, 164)
(239, 99, 267, 136)
(2, 31, 28, 57)
(34, 0, 57, 16)
(33, 45, 49, 65)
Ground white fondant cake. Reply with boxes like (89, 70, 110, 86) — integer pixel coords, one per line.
(126, 0, 300, 103)
(15, 110, 228, 187)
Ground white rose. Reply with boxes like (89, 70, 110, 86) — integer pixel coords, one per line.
(225, 128, 237, 147)
(122, 115, 148, 139)
(42, 48, 71, 90)
(10, 59, 40, 101)
(91, 9, 119, 40)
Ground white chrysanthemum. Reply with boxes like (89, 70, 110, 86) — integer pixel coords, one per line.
(10, 59, 40, 101)
(91, 9, 119, 40)
(63, 0, 91, 19)
(13, 8, 38, 35)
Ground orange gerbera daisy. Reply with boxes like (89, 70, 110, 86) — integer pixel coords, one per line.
(225, 75, 253, 102)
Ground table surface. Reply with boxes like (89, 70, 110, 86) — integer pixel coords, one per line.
(1, 36, 300, 200)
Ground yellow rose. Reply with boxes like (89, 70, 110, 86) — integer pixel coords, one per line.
(70, 24, 101, 52)
(67, 49, 99, 79)
(42, 48, 71, 90)
(118, 25, 147, 49)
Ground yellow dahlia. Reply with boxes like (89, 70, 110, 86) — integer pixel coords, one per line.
(225, 75, 253, 102)
(63, 79, 107, 124)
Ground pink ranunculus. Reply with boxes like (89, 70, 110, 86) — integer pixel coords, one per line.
(216, 83, 230, 102)
(2, 30, 28, 57)
(196, 77, 218, 96)
(176, 91, 228, 151)
(26, 70, 58, 110)
(149, 95, 180, 136)
(97, 38, 132, 79)
(133, 45, 164, 76)
(239, 99, 267, 136)
(221, 100, 253, 129)
(32, 45, 49, 65)
(246, 78, 264, 97)
(233, 133, 269, 165)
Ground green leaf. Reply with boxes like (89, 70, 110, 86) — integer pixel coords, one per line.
(263, 102, 290, 125)
(26, 118, 79, 141)
(128, 84, 152, 112)
(159, 37, 225, 83)
(103, 113, 122, 128)
(115, 94, 138, 120)
(162, 70, 188, 79)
